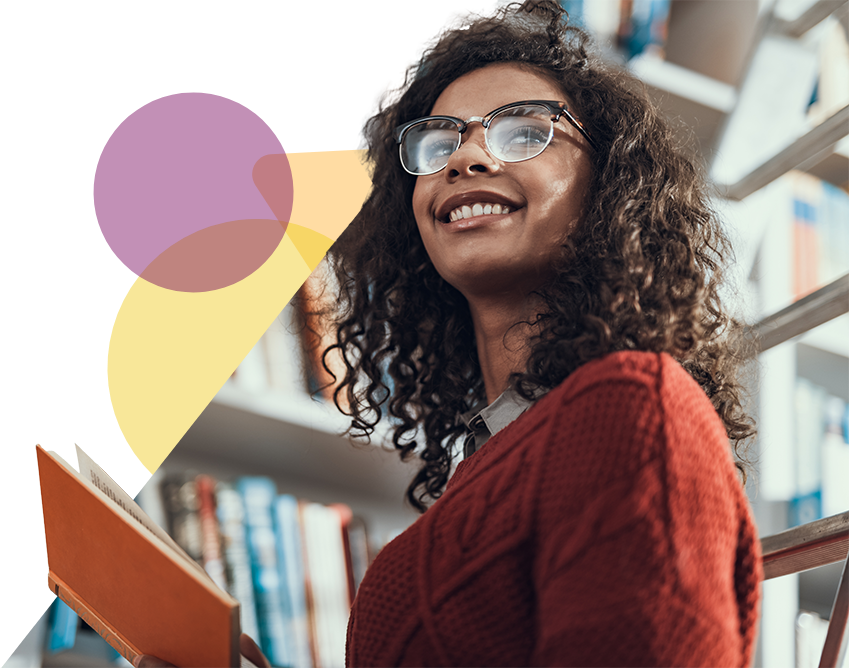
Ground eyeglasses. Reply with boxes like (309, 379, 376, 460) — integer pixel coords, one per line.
(394, 100, 597, 176)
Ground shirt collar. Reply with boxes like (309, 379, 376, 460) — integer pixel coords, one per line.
(459, 386, 536, 458)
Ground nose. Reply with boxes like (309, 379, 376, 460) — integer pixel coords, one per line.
(443, 123, 500, 179)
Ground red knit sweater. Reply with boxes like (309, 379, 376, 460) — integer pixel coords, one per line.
(346, 351, 762, 667)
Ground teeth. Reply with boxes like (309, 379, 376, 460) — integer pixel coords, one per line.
(446, 202, 513, 221)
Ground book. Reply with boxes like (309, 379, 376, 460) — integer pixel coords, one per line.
(618, 0, 671, 60)
(344, 514, 371, 598)
(197, 474, 229, 591)
(790, 172, 849, 301)
(216, 482, 261, 643)
(237, 477, 291, 667)
(300, 502, 351, 668)
(36, 444, 243, 667)
(274, 494, 313, 668)
(45, 598, 78, 654)
(161, 472, 205, 566)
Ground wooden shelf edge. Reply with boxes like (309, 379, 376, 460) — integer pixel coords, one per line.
(629, 54, 737, 113)
(761, 510, 849, 580)
(777, 0, 848, 38)
(212, 383, 396, 447)
(721, 105, 849, 200)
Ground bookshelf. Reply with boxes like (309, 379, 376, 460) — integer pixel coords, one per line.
(11, 1, 847, 666)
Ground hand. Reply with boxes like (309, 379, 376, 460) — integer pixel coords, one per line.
(240, 634, 271, 668)
(133, 634, 270, 668)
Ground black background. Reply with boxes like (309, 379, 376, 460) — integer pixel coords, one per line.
(6, 3, 454, 661)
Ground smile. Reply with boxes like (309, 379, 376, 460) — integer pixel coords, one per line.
(447, 202, 512, 222)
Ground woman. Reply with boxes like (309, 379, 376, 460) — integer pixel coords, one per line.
(140, 1, 762, 666)
(324, 1, 763, 666)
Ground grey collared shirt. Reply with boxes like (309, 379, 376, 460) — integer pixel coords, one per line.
(459, 387, 536, 459)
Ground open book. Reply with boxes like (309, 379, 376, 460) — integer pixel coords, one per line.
(36, 444, 256, 667)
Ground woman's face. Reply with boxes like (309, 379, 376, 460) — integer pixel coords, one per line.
(412, 63, 593, 299)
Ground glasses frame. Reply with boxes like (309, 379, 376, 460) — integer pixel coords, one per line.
(394, 99, 598, 176)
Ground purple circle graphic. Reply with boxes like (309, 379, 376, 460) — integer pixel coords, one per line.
(94, 93, 293, 292)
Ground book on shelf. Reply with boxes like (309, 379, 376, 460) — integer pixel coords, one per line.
(806, 17, 849, 128)
(45, 599, 78, 655)
(263, 306, 308, 394)
(790, 171, 849, 301)
(796, 611, 834, 668)
(296, 268, 349, 408)
(617, 0, 671, 61)
(300, 502, 351, 668)
(274, 494, 313, 668)
(788, 377, 849, 527)
(197, 474, 229, 591)
(36, 445, 246, 668)
(215, 482, 261, 643)
(161, 472, 205, 567)
(149, 470, 369, 668)
(237, 477, 292, 667)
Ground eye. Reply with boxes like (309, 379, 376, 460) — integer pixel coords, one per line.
(494, 125, 551, 160)
(489, 109, 552, 160)
(421, 137, 459, 166)
(504, 125, 549, 145)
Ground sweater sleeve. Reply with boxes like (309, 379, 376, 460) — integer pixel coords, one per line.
(530, 352, 759, 667)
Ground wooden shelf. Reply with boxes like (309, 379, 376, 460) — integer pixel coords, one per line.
(628, 55, 736, 154)
(750, 273, 849, 354)
(722, 105, 849, 200)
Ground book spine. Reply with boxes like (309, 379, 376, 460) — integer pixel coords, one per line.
(344, 515, 370, 599)
(300, 503, 350, 668)
(298, 500, 320, 668)
(48, 572, 141, 666)
(161, 474, 205, 566)
(45, 599, 78, 654)
(328, 504, 355, 606)
(274, 494, 314, 668)
(196, 474, 229, 591)
(238, 477, 292, 667)
(216, 482, 261, 642)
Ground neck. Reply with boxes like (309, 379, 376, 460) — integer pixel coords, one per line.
(467, 291, 542, 404)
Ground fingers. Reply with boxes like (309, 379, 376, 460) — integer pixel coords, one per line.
(133, 655, 177, 668)
(131, 638, 267, 668)
(240, 634, 272, 668)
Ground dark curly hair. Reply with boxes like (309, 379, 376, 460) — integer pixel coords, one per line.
(322, 0, 757, 512)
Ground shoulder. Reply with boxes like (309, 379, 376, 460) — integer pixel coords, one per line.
(546, 349, 720, 430)
(533, 350, 731, 477)
(549, 350, 703, 404)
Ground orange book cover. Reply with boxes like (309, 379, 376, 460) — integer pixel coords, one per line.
(36, 445, 241, 667)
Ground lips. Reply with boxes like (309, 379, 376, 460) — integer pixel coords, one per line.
(435, 190, 523, 223)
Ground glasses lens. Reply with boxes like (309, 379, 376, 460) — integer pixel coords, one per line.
(487, 105, 553, 162)
(400, 120, 460, 175)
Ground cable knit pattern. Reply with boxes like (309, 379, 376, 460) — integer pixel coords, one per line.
(346, 351, 762, 667)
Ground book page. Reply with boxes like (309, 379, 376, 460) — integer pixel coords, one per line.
(74, 444, 210, 580)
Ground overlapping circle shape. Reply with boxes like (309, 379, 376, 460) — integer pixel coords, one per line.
(94, 93, 293, 292)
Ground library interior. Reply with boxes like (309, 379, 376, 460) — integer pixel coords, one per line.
(7, 0, 849, 667)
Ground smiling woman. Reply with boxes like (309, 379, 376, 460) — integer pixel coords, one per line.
(314, 1, 762, 668)
(320, 0, 763, 666)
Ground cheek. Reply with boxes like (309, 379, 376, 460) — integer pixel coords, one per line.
(412, 178, 429, 222)
(412, 179, 435, 245)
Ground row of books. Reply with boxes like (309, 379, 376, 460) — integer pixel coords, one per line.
(790, 171, 849, 302)
(149, 473, 371, 668)
(789, 378, 849, 528)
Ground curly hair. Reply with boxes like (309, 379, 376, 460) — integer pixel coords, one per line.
(323, 0, 757, 512)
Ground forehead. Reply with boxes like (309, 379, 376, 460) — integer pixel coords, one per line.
(429, 63, 569, 117)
